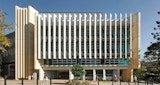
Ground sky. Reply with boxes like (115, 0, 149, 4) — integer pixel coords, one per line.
(0, 0, 160, 59)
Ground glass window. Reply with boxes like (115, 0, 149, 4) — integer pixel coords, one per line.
(76, 29, 79, 38)
(102, 28, 104, 38)
(56, 42, 58, 52)
(127, 29, 130, 38)
(61, 42, 63, 52)
(102, 41, 104, 53)
(51, 43, 53, 51)
(61, 28, 63, 37)
(46, 29, 48, 36)
(46, 42, 48, 52)
(71, 28, 74, 38)
(66, 26, 68, 37)
(56, 28, 58, 37)
(51, 27, 53, 37)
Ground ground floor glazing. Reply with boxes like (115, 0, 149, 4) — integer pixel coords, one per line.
(43, 69, 122, 81)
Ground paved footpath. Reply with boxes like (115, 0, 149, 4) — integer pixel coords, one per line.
(0, 79, 160, 85)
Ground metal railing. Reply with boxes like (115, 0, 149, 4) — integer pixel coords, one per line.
(2, 78, 158, 85)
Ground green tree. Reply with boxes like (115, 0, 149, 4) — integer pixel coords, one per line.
(0, 10, 13, 77)
(0, 56, 2, 76)
(71, 64, 85, 79)
(134, 61, 146, 80)
(0, 10, 12, 52)
(144, 12, 160, 82)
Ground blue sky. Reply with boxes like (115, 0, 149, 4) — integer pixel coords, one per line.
(0, 0, 160, 59)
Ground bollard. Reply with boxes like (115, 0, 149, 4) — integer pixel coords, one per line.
(96, 76, 99, 85)
(138, 80, 139, 85)
(4, 75, 7, 85)
(50, 78, 52, 85)
(98, 79, 99, 85)
(128, 81, 130, 85)
(36, 77, 38, 85)
(22, 78, 24, 85)
(120, 80, 121, 85)
(4, 78, 6, 85)
(151, 80, 153, 85)
(152, 81, 154, 85)
(112, 80, 113, 85)
(145, 81, 148, 85)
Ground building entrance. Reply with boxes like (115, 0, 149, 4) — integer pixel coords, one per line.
(47, 70, 69, 79)
(58, 71, 69, 79)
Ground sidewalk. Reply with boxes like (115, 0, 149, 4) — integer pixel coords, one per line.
(0, 79, 159, 85)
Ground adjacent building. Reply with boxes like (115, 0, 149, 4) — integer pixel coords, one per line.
(0, 32, 15, 79)
(15, 6, 140, 81)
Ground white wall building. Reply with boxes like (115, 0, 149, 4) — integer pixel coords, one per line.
(15, 6, 140, 82)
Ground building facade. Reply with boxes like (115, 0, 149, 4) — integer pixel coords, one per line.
(15, 6, 140, 81)
(0, 32, 15, 79)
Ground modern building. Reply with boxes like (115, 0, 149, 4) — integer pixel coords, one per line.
(15, 6, 140, 82)
(0, 32, 15, 79)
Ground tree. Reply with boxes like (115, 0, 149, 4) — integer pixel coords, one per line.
(144, 12, 160, 82)
(0, 56, 2, 76)
(0, 10, 13, 77)
(71, 64, 85, 79)
(134, 61, 146, 80)
(0, 10, 12, 52)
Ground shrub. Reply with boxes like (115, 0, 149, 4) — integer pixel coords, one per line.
(81, 81, 89, 85)
(65, 79, 90, 85)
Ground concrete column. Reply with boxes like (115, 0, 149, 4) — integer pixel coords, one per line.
(125, 14, 127, 58)
(104, 14, 107, 59)
(109, 14, 112, 59)
(37, 15, 41, 59)
(120, 14, 122, 58)
(83, 69, 85, 80)
(93, 69, 96, 81)
(94, 14, 97, 59)
(69, 14, 71, 59)
(69, 69, 74, 80)
(82, 74, 85, 80)
(117, 69, 120, 81)
(99, 14, 102, 59)
(58, 14, 62, 59)
(89, 14, 92, 59)
(43, 14, 46, 59)
(39, 69, 44, 80)
(122, 69, 133, 82)
(28, 75, 31, 80)
(53, 14, 56, 59)
(63, 14, 66, 59)
(74, 14, 77, 59)
(103, 69, 106, 80)
(48, 14, 51, 59)
(115, 14, 117, 58)
(84, 14, 87, 59)
(129, 13, 132, 58)
(79, 14, 82, 59)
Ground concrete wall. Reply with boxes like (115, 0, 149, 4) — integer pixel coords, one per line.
(122, 12, 141, 82)
(15, 5, 39, 80)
